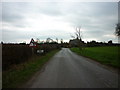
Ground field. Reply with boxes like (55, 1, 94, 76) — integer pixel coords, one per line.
(70, 46, 119, 68)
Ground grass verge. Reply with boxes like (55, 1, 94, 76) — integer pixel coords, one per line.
(70, 46, 119, 68)
(2, 49, 60, 88)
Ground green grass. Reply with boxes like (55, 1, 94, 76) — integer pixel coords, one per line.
(3, 49, 60, 88)
(70, 46, 119, 68)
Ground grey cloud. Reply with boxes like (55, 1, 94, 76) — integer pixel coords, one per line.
(1, 2, 118, 43)
(34, 29, 71, 40)
(3, 29, 17, 42)
(2, 2, 25, 22)
(2, 2, 63, 28)
(3, 29, 34, 42)
(37, 2, 63, 16)
(2, 2, 30, 29)
(82, 29, 116, 42)
(62, 2, 117, 30)
(2, 10, 23, 23)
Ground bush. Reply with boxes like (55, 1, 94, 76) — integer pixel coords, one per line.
(2, 44, 32, 70)
(2, 43, 61, 71)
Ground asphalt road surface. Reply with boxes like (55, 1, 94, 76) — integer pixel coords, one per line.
(23, 48, 118, 88)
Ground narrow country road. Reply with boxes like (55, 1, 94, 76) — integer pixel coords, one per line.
(23, 48, 118, 88)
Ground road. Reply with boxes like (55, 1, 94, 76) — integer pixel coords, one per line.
(23, 48, 118, 88)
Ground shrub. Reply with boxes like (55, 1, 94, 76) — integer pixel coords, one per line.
(2, 43, 60, 71)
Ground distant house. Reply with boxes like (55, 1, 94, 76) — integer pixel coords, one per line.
(69, 38, 84, 47)
(108, 40, 112, 45)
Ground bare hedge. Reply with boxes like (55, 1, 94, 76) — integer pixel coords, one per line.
(2, 43, 60, 71)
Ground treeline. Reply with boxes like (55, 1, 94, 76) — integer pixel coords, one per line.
(69, 39, 120, 48)
(85, 40, 120, 47)
(2, 43, 60, 71)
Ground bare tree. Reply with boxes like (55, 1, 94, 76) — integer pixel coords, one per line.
(46, 38, 53, 43)
(71, 26, 84, 50)
(115, 23, 120, 43)
(115, 23, 120, 37)
(75, 27, 82, 40)
(36, 38, 40, 43)
(70, 27, 82, 39)
(56, 38, 58, 43)
(61, 39, 63, 44)
(70, 34, 76, 39)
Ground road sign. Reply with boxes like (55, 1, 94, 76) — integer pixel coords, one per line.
(29, 38, 37, 47)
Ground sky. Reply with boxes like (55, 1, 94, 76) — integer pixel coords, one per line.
(0, 0, 119, 43)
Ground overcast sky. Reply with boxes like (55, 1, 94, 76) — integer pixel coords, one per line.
(1, 1, 118, 43)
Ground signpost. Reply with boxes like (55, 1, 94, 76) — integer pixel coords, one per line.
(29, 38, 37, 55)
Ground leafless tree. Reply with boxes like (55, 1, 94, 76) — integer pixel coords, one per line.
(61, 39, 63, 44)
(36, 38, 40, 43)
(71, 26, 84, 50)
(46, 38, 53, 43)
(56, 38, 58, 43)
(75, 27, 82, 40)
(115, 23, 120, 37)
(70, 27, 82, 39)
(115, 23, 120, 43)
